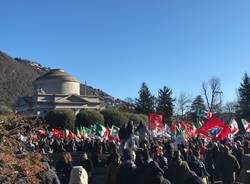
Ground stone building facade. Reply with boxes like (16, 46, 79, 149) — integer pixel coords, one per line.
(17, 69, 104, 117)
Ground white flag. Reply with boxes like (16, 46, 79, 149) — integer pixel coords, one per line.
(242, 119, 250, 133)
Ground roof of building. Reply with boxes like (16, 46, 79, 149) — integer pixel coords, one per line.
(35, 69, 79, 83)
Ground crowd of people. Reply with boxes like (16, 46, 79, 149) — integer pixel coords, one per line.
(22, 121, 250, 184)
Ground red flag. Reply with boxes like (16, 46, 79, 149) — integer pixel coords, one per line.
(59, 130, 64, 138)
(103, 128, 111, 141)
(148, 113, 163, 129)
(197, 117, 230, 140)
(180, 121, 193, 132)
(170, 123, 176, 134)
(206, 111, 213, 118)
(68, 131, 76, 139)
(51, 128, 61, 139)
(180, 121, 197, 138)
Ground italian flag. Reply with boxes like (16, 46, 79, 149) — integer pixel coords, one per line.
(80, 126, 91, 138)
(64, 129, 69, 137)
(93, 123, 106, 137)
(74, 128, 82, 138)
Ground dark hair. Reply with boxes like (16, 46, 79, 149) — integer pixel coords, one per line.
(123, 149, 133, 161)
(173, 150, 181, 160)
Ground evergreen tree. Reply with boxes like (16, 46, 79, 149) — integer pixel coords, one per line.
(135, 82, 155, 114)
(237, 73, 250, 120)
(191, 95, 206, 113)
(189, 95, 206, 123)
(156, 86, 175, 125)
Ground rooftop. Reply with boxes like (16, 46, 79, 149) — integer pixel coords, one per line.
(35, 69, 79, 83)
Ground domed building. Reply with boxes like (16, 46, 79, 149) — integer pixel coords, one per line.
(34, 69, 80, 95)
(17, 69, 104, 117)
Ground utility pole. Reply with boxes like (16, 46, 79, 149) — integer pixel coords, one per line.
(215, 91, 223, 105)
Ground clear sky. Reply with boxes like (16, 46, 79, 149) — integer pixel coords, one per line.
(1, 0, 250, 103)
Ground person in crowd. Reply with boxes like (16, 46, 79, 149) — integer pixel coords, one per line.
(116, 149, 137, 184)
(167, 150, 191, 184)
(142, 161, 171, 184)
(232, 142, 243, 177)
(135, 121, 150, 144)
(92, 143, 105, 167)
(152, 145, 168, 177)
(52, 140, 65, 153)
(105, 151, 121, 184)
(81, 152, 94, 182)
(204, 143, 214, 184)
(126, 120, 134, 140)
(56, 152, 73, 184)
(239, 152, 250, 184)
(164, 142, 174, 165)
(217, 146, 240, 184)
(179, 143, 188, 161)
(184, 173, 206, 184)
(69, 166, 88, 184)
(188, 150, 209, 184)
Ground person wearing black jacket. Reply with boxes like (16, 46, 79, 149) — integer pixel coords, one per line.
(81, 152, 94, 182)
(188, 150, 209, 183)
(116, 149, 137, 184)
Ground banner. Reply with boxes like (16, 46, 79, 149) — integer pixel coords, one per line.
(148, 113, 163, 130)
(197, 117, 230, 141)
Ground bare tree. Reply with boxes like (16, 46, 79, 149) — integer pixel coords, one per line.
(223, 101, 237, 114)
(202, 77, 222, 113)
(176, 92, 192, 118)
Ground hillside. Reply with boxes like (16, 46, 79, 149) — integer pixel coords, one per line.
(0, 51, 131, 111)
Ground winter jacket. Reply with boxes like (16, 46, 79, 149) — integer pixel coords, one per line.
(168, 159, 190, 184)
(117, 160, 137, 184)
(105, 163, 119, 184)
(239, 154, 250, 184)
(216, 153, 240, 183)
(188, 157, 209, 178)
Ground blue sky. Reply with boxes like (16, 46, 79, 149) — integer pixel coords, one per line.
(1, 0, 250, 103)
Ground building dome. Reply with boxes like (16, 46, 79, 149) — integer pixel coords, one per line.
(35, 69, 79, 82)
(34, 69, 80, 95)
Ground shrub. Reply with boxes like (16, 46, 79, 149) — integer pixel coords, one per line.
(101, 109, 129, 128)
(124, 112, 148, 127)
(45, 109, 75, 129)
(138, 114, 148, 123)
(0, 105, 12, 115)
(75, 110, 104, 128)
